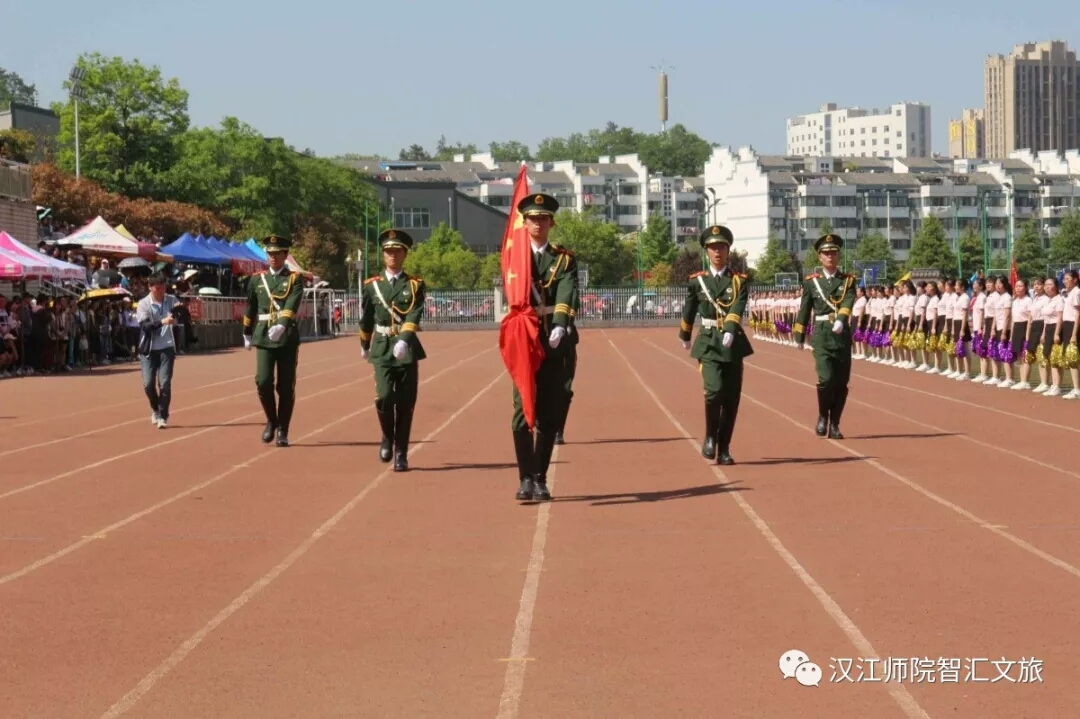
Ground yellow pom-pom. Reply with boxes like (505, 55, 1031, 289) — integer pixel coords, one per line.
(1066, 342, 1080, 369)
(1051, 343, 1066, 369)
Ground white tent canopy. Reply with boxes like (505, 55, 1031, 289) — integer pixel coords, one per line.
(54, 216, 173, 262)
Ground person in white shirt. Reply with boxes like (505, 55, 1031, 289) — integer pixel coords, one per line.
(913, 283, 930, 370)
(852, 286, 868, 359)
(969, 278, 989, 382)
(985, 277, 1013, 386)
(949, 279, 971, 380)
(135, 273, 178, 428)
(938, 279, 957, 376)
(1037, 277, 1065, 396)
(921, 282, 941, 373)
(1060, 270, 1080, 399)
(1022, 276, 1047, 389)
(896, 280, 917, 369)
(1000, 279, 1033, 389)
(882, 285, 898, 365)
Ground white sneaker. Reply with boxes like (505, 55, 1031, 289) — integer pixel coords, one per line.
(1064, 389, 1080, 400)
(998, 380, 1014, 389)
(1011, 381, 1030, 390)
(1045, 385, 1062, 397)
(984, 378, 1000, 385)
(927, 367, 940, 375)
(954, 372, 968, 380)
(1033, 383, 1049, 393)
(156, 417, 167, 429)
(972, 374, 987, 382)
(943, 370, 956, 378)
(916, 364, 929, 372)
(151, 412, 161, 425)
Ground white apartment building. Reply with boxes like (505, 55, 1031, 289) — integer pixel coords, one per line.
(703, 145, 1080, 273)
(351, 151, 707, 243)
(786, 102, 933, 160)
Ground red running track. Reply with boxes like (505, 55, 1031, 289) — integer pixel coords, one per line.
(0, 328, 1074, 718)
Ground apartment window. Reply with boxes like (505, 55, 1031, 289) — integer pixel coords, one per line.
(897, 144, 902, 150)
(872, 126, 877, 133)
(861, 140, 866, 146)
(873, 139, 877, 146)
(896, 131, 901, 137)
(884, 126, 890, 132)
(861, 128, 866, 134)
(394, 207, 430, 229)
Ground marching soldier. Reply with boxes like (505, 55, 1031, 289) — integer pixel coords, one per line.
(510, 192, 577, 501)
(242, 234, 306, 447)
(792, 233, 857, 439)
(678, 224, 753, 465)
(359, 228, 426, 472)
(553, 251, 580, 445)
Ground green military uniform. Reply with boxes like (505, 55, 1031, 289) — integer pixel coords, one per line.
(553, 246, 580, 445)
(792, 234, 857, 440)
(242, 234, 305, 447)
(510, 193, 577, 502)
(359, 228, 427, 472)
(678, 224, 754, 465)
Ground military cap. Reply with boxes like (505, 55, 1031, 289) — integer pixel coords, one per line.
(517, 193, 559, 216)
(262, 234, 292, 253)
(700, 224, 734, 248)
(815, 233, 844, 253)
(379, 228, 414, 250)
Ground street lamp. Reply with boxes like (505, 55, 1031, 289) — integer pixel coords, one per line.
(1002, 180, 1015, 268)
(69, 65, 87, 179)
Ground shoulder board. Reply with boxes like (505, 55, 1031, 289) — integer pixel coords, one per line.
(735, 272, 747, 279)
(689, 271, 706, 279)
(253, 270, 266, 277)
(363, 275, 381, 285)
(410, 276, 424, 283)
(805, 273, 820, 280)
(553, 246, 575, 257)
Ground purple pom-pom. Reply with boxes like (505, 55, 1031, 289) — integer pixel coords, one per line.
(956, 339, 967, 358)
(970, 332, 982, 358)
(999, 341, 1015, 364)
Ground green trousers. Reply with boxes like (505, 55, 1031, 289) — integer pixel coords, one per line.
(373, 362, 419, 412)
(256, 344, 298, 427)
(813, 351, 851, 391)
(556, 344, 577, 432)
(699, 358, 743, 404)
(512, 356, 562, 432)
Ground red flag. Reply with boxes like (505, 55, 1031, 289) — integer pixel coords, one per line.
(1010, 257, 1018, 287)
(498, 164, 545, 430)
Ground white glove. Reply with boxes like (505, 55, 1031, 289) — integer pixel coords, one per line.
(392, 340, 408, 359)
(360, 347, 368, 359)
(243, 336, 252, 351)
(722, 332, 733, 348)
(267, 324, 285, 342)
(549, 326, 566, 348)
(681, 340, 691, 351)
(832, 320, 844, 334)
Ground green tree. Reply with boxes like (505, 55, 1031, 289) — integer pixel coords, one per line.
(906, 215, 957, 276)
(670, 246, 703, 283)
(432, 135, 478, 161)
(852, 231, 898, 282)
(957, 225, 984, 279)
(403, 223, 481, 289)
(548, 207, 634, 285)
(398, 144, 430, 161)
(636, 124, 714, 177)
(754, 234, 796, 282)
(1011, 220, 1048, 281)
(477, 252, 502, 288)
(488, 140, 532, 162)
(0, 128, 35, 163)
(1049, 211, 1080, 267)
(0, 67, 36, 108)
(635, 213, 676, 269)
(51, 52, 190, 197)
(645, 261, 672, 287)
(989, 251, 1008, 271)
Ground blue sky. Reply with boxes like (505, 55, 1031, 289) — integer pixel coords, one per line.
(4, 0, 1076, 161)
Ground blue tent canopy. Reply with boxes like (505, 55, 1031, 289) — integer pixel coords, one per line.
(161, 233, 230, 265)
(244, 238, 269, 261)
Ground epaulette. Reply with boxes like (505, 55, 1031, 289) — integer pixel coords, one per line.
(805, 273, 820, 280)
(735, 272, 747, 279)
(410, 276, 424, 283)
(553, 246, 575, 257)
(689, 271, 706, 279)
(363, 275, 381, 285)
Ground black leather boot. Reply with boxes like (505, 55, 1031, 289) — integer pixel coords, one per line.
(376, 405, 395, 462)
(533, 429, 556, 501)
(258, 389, 278, 444)
(829, 385, 847, 440)
(716, 398, 740, 466)
(815, 386, 830, 437)
(513, 429, 536, 500)
(393, 405, 414, 471)
(701, 400, 719, 459)
(276, 390, 294, 447)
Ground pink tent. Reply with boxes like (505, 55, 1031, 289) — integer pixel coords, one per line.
(0, 232, 85, 281)
(0, 246, 51, 280)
